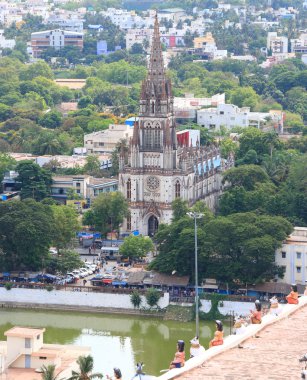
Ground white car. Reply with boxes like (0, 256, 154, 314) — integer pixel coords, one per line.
(79, 268, 90, 277)
(72, 269, 83, 278)
(67, 272, 79, 280)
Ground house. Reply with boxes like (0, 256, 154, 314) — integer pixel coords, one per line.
(0, 327, 90, 379)
(50, 175, 118, 203)
(290, 33, 307, 54)
(267, 32, 288, 55)
(197, 104, 272, 131)
(31, 29, 83, 58)
(84, 124, 134, 155)
(193, 33, 227, 60)
(275, 227, 307, 285)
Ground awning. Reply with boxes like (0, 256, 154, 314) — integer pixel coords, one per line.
(102, 279, 113, 284)
(112, 281, 127, 286)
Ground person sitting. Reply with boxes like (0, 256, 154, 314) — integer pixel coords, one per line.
(286, 284, 299, 304)
(250, 300, 262, 324)
(269, 295, 282, 316)
(209, 320, 224, 347)
(189, 337, 205, 358)
(304, 282, 307, 296)
(169, 340, 185, 369)
(233, 316, 248, 335)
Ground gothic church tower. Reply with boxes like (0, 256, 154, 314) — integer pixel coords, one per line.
(119, 15, 230, 236)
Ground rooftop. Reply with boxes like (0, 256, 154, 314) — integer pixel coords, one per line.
(4, 327, 45, 338)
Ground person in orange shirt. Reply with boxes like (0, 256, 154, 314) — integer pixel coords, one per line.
(169, 340, 185, 369)
(286, 284, 299, 304)
(250, 300, 262, 324)
(209, 320, 224, 348)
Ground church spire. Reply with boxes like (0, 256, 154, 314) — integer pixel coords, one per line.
(149, 13, 165, 80)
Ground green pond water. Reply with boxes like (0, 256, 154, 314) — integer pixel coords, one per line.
(0, 309, 229, 378)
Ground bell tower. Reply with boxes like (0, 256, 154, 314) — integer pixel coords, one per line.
(131, 14, 177, 171)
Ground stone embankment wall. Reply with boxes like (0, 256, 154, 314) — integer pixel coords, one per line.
(0, 288, 169, 311)
(201, 300, 254, 316)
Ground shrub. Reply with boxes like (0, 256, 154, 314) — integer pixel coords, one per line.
(4, 282, 13, 291)
(130, 291, 142, 309)
(46, 285, 54, 292)
(145, 288, 161, 308)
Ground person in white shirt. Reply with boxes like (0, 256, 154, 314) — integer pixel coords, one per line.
(190, 337, 205, 358)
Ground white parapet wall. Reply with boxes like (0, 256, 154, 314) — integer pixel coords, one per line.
(0, 288, 169, 310)
(156, 295, 307, 380)
(200, 300, 254, 316)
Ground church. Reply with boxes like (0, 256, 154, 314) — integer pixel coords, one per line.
(119, 15, 233, 237)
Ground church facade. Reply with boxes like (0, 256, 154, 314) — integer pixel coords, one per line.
(119, 16, 233, 237)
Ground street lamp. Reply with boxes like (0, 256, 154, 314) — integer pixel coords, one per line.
(187, 211, 203, 338)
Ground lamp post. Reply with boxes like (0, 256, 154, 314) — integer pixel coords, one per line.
(187, 211, 203, 338)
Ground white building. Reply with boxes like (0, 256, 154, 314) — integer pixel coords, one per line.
(84, 124, 134, 155)
(31, 29, 83, 58)
(46, 17, 84, 32)
(275, 227, 307, 285)
(290, 33, 307, 54)
(267, 32, 288, 54)
(197, 104, 271, 131)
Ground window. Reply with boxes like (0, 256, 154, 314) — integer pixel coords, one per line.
(76, 189, 81, 194)
(175, 180, 181, 198)
(127, 214, 131, 231)
(281, 251, 286, 259)
(37, 335, 40, 340)
(296, 252, 302, 259)
(127, 179, 131, 200)
(296, 266, 301, 273)
(154, 129, 160, 148)
(76, 182, 80, 187)
(99, 142, 104, 146)
(25, 338, 31, 349)
(220, 111, 224, 115)
(39, 357, 47, 360)
(144, 130, 153, 148)
(151, 101, 155, 113)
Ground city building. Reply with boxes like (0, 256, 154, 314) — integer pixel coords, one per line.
(290, 32, 307, 54)
(0, 327, 90, 379)
(119, 16, 233, 237)
(46, 17, 84, 32)
(275, 227, 307, 285)
(197, 103, 279, 131)
(174, 93, 225, 122)
(84, 124, 134, 155)
(50, 175, 118, 203)
(31, 29, 83, 58)
(267, 32, 288, 55)
(192, 33, 227, 60)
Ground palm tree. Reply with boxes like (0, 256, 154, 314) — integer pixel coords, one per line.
(68, 355, 103, 380)
(41, 364, 64, 380)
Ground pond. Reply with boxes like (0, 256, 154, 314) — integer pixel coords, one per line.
(0, 309, 230, 378)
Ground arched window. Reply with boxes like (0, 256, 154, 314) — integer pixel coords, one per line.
(127, 179, 131, 200)
(175, 180, 181, 198)
(127, 214, 131, 231)
(151, 101, 155, 114)
(154, 129, 160, 148)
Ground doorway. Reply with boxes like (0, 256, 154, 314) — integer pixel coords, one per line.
(148, 215, 159, 237)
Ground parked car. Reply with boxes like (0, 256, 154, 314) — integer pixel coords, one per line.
(79, 268, 90, 277)
(72, 269, 83, 278)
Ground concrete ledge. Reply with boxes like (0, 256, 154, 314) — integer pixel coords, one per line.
(156, 296, 307, 380)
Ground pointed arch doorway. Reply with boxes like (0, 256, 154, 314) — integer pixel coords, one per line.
(148, 215, 159, 237)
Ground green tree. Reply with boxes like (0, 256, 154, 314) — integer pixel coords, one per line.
(40, 364, 64, 380)
(16, 160, 52, 201)
(0, 153, 16, 190)
(68, 355, 103, 380)
(0, 199, 55, 270)
(20, 61, 53, 81)
(171, 198, 189, 221)
(51, 205, 80, 251)
(66, 188, 84, 200)
(230, 86, 260, 110)
(130, 290, 142, 309)
(39, 111, 62, 129)
(48, 250, 83, 275)
(145, 288, 161, 309)
(119, 235, 154, 260)
(83, 155, 101, 176)
(222, 165, 270, 191)
(83, 192, 128, 236)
